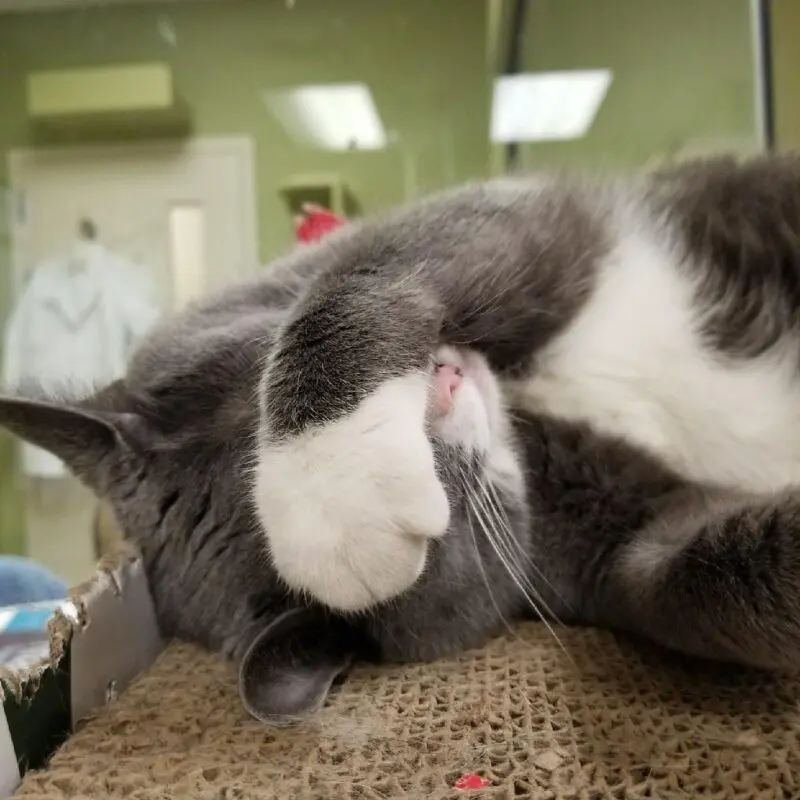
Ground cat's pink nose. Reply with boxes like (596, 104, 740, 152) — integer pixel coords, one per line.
(433, 363, 463, 415)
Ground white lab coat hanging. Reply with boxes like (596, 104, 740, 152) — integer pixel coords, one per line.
(2, 240, 161, 478)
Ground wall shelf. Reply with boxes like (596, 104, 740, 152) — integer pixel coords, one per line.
(278, 173, 360, 218)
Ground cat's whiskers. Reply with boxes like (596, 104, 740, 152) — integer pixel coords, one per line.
(472, 480, 545, 605)
(483, 479, 573, 616)
(458, 466, 516, 638)
(464, 479, 570, 659)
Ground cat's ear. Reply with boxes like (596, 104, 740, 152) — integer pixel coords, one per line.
(0, 392, 149, 481)
(238, 607, 368, 726)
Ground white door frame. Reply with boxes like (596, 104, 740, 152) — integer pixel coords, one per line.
(6, 135, 259, 294)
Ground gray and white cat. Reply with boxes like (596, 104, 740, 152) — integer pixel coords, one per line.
(2, 154, 800, 724)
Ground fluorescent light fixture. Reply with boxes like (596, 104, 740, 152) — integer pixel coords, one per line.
(490, 69, 613, 143)
(264, 82, 387, 151)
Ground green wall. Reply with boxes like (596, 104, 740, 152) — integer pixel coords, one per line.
(0, 186, 21, 553)
(0, 0, 490, 262)
(772, 0, 800, 151)
(518, 0, 759, 170)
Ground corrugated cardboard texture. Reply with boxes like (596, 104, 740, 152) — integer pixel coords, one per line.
(12, 622, 800, 799)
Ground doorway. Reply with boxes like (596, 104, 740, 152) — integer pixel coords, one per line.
(5, 136, 259, 584)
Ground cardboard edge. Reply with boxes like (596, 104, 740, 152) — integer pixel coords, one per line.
(0, 606, 73, 792)
(69, 543, 164, 724)
(0, 542, 165, 791)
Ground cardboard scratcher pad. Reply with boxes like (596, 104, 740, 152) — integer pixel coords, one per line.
(12, 622, 800, 800)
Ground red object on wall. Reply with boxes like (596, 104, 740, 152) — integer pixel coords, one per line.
(294, 205, 347, 243)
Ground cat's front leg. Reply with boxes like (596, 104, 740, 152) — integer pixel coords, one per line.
(254, 372, 449, 611)
(253, 276, 449, 611)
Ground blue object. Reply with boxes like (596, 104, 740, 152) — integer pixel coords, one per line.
(2, 606, 60, 633)
(0, 555, 67, 607)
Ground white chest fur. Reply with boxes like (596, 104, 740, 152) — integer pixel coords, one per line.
(507, 228, 800, 493)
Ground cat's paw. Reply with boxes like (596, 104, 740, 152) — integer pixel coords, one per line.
(253, 372, 450, 612)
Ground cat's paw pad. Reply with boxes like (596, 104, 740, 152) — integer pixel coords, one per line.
(253, 372, 449, 611)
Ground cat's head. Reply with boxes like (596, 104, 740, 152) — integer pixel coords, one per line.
(0, 365, 370, 726)
(0, 328, 528, 715)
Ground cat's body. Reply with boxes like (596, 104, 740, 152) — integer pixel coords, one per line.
(4, 154, 800, 722)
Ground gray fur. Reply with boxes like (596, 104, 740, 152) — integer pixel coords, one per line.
(3, 154, 800, 723)
(647, 155, 800, 358)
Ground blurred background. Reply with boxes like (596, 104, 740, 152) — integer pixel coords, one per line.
(0, 0, 794, 589)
